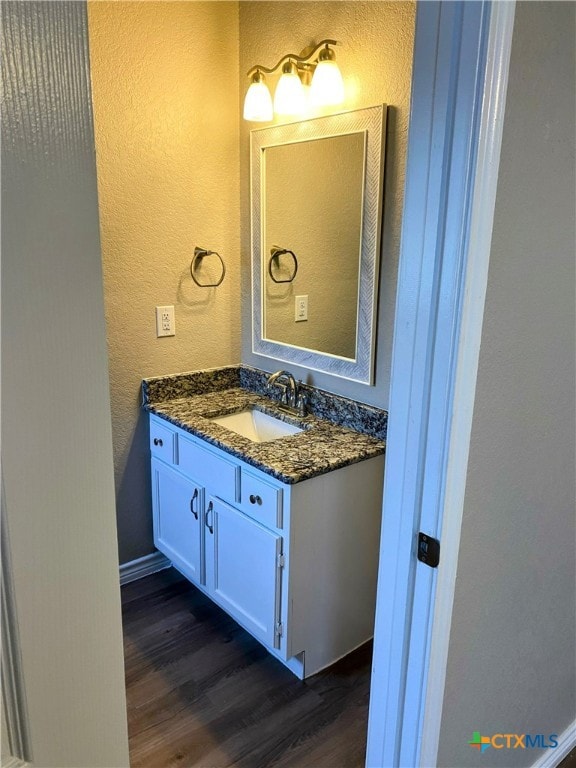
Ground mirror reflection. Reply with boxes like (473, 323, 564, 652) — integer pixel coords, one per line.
(252, 105, 386, 384)
(263, 132, 366, 359)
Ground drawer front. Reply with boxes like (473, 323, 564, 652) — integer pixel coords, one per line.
(240, 471, 283, 530)
(149, 418, 176, 464)
(179, 435, 238, 504)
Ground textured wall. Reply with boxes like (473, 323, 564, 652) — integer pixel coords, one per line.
(87, 2, 241, 563)
(240, 2, 416, 407)
(88, 1, 413, 563)
(438, 3, 576, 765)
(1, 2, 129, 764)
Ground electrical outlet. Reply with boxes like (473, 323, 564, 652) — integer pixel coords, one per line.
(295, 295, 308, 322)
(155, 305, 175, 337)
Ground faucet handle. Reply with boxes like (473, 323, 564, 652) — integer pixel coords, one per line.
(296, 389, 308, 416)
(272, 380, 289, 404)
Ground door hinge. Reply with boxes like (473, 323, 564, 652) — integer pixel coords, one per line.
(275, 621, 284, 638)
(276, 553, 285, 568)
(417, 532, 440, 568)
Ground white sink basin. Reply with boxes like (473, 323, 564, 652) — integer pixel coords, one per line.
(211, 407, 303, 443)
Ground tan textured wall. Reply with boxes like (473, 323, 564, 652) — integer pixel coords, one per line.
(240, 2, 416, 407)
(88, 1, 413, 563)
(88, 1, 240, 563)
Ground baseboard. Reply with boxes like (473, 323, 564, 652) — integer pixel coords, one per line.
(531, 718, 576, 768)
(119, 551, 171, 586)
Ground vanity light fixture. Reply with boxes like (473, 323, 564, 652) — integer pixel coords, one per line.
(243, 71, 273, 122)
(309, 44, 345, 107)
(243, 39, 344, 122)
(273, 61, 307, 116)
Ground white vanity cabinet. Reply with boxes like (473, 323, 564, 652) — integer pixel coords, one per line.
(205, 496, 283, 650)
(149, 413, 384, 679)
(153, 461, 203, 587)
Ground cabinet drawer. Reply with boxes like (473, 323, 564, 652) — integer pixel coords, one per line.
(240, 471, 283, 529)
(149, 418, 176, 464)
(179, 436, 238, 504)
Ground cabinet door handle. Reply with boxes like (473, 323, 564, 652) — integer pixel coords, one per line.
(249, 494, 262, 506)
(205, 501, 214, 534)
(153, 437, 163, 447)
(190, 489, 199, 520)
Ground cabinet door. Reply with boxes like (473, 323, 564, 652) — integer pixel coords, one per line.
(152, 459, 203, 586)
(204, 497, 283, 650)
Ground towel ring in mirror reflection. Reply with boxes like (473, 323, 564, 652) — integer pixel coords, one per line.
(268, 246, 298, 284)
(190, 247, 226, 287)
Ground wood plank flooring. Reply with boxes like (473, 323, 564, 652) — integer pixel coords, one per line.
(122, 568, 372, 768)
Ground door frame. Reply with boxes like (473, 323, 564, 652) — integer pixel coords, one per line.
(366, 2, 516, 766)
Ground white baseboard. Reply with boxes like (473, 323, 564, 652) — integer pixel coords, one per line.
(531, 718, 576, 768)
(119, 551, 171, 586)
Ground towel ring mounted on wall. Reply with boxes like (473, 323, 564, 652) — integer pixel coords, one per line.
(190, 247, 226, 287)
(268, 246, 298, 284)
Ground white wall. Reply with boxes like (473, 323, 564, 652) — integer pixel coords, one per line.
(1, 2, 130, 765)
(438, 3, 575, 765)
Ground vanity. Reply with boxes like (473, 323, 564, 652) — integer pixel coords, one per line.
(143, 366, 386, 679)
(142, 105, 388, 679)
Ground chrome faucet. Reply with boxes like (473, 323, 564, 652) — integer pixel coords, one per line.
(266, 370, 307, 416)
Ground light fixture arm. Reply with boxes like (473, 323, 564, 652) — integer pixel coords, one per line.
(246, 39, 339, 78)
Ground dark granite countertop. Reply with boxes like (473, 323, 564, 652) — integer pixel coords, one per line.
(143, 366, 386, 485)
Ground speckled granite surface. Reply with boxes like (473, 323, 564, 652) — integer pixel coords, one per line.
(143, 366, 387, 484)
(143, 367, 241, 403)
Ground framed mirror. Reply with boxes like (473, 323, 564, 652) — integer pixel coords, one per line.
(251, 105, 386, 384)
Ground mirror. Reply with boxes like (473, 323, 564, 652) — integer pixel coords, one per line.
(251, 105, 386, 384)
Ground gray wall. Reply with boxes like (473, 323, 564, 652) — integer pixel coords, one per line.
(1, 2, 129, 765)
(438, 3, 576, 765)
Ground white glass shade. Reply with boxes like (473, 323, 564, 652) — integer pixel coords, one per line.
(274, 70, 306, 116)
(243, 80, 273, 122)
(310, 60, 345, 107)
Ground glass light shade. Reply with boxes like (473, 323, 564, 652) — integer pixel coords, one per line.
(243, 79, 273, 122)
(310, 59, 345, 107)
(273, 68, 306, 116)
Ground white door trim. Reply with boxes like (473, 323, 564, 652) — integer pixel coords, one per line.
(418, 2, 516, 764)
(366, 2, 515, 766)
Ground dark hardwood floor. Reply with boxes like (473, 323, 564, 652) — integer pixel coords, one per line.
(122, 568, 372, 768)
(560, 747, 576, 768)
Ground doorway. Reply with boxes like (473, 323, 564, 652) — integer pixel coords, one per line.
(3, 3, 516, 765)
(87, 2, 415, 766)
